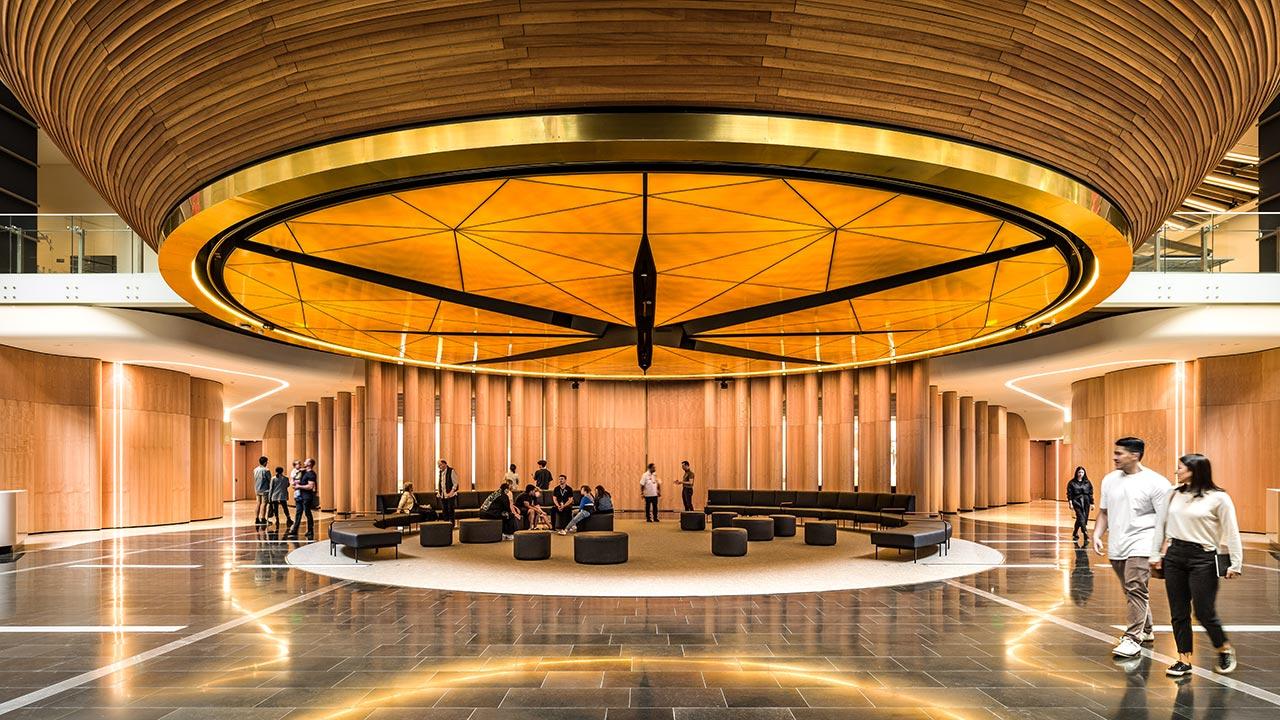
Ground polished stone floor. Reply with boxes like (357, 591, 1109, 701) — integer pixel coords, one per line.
(1, 500, 1278, 720)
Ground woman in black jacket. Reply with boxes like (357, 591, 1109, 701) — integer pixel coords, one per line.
(1066, 466, 1093, 547)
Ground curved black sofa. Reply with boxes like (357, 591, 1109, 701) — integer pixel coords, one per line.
(705, 489, 915, 528)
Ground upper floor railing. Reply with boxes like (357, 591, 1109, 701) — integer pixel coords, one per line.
(5, 211, 1275, 277)
(1135, 211, 1276, 273)
(1, 214, 156, 274)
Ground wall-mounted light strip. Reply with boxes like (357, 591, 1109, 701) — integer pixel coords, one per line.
(1005, 359, 1179, 424)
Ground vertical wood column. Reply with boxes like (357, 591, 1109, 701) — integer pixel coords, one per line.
(189, 378, 223, 521)
(262, 413, 287, 480)
(820, 371, 850, 491)
(318, 396, 334, 508)
(942, 391, 959, 513)
(785, 374, 819, 490)
(959, 396, 975, 512)
(858, 365, 891, 492)
(439, 371, 473, 487)
(351, 385, 366, 512)
(305, 401, 319, 462)
(748, 377, 776, 488)
(700, 381, 718, 508)
(1007, 412, 1030, 503)
(928, 386, 942, 514)
(364, 361, 398, 498)
(546, 380, 578, 486)
(896, 361, 929, 502)
(987, 404, 1007, 507)
(973, 399, 989, 509)
(474, 374, 507, 486)
(401, 367, 432, 488)
(509, 376, 544, 474)
(286, 405, 305, 467)
(334, 392, 351, 513)
(713, 380, 748, 489)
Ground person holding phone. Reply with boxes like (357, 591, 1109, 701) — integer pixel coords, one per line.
(1151, 454, 1243, 677)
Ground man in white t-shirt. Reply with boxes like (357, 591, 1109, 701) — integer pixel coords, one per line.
(640, 463, 661, 522)
(1092, 436, 1172, 658)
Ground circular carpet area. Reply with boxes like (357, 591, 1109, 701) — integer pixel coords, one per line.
(288, 519, 1002, 597)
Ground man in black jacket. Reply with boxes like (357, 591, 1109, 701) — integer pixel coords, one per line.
(533, 459, 553, 491)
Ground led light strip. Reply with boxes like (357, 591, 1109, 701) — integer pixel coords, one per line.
(1004, 358, 1179, 423)
(115, 360, 289, 421)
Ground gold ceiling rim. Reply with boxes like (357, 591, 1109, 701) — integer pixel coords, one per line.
(159, 112, 1133, 380)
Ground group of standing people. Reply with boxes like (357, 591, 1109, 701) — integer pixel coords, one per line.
(1073, 436, 1242, 678)
(252, 456, 318, 539)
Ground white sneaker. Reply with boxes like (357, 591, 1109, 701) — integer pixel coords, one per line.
(1140, 631, 1156, 644)
(1113, 637, 1142, 658)
(556, 530, 567, 536)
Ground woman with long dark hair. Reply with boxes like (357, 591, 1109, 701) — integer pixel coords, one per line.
(1151, 454, 1242, 678)
(1066, 466, 1093, 546)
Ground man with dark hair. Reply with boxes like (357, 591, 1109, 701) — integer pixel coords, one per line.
(1093, 436, 1171, 658)
(552, 474, 575, 529)
(253, 455, 271, 526)
(680, 460, 695, 512)
(438, 459, 459, 525)
(533, 460, 553, 491)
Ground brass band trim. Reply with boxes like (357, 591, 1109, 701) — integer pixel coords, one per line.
(159, 112, 1132, 379)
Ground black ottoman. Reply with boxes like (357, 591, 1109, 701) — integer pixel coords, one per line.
(458, 518, 503, 544)
(514, 530, 551, 560)
(680, 511, 706, 531)
(805, 520, 837, 546)
(578, 512, 614, 532)
(419, 521, 453, 547)
(712, 527, 748, 556)
(573, 531, 629, 565)
(732, 516, 774, 541)
(770, 514, 797, 537)
(710, 511, 737, 529)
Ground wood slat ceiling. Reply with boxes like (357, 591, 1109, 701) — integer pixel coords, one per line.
(1, 0, 1276, 248)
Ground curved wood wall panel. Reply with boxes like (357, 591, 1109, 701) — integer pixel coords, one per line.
(1195, 348, 1280, 532)
(0, 344, 100, 533)
(1007, 412, 1031, 504)
(1070, 377, 1106, 485)
(2, 2, 1276, 246)
(189, 378, 224, 521)
(101, 364, 190, 528)
(261, 413, 288, 486)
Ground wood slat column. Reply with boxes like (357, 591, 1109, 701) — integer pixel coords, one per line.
(334, 391, 351, 514)
(928, 385, 942, 515)
(364, 361, 398, 500)
(858, 366, 891, 492)
(973, 400, 989, 510)
(546, 379, 578, 488)
(748, 377, 780, 488)
(286, 405, 305, 469)
(404, 366, 440, 489)
(305, 400, 319, 462)
(474, 373, 507, 487)
(439, 370, 473, 488)
(261, 413, 287, 485)
(351, 385, 366, 512)
(318, 396, 334, 509)
(189, 378, 223, 521)
(987, 404, 1007, 508)
(820, 371, 853, 492)
(509, 376, 544, 476)
(713, 380, 748, 490)
(896, 361, 929, 502)
(942, 391, 960, 513)
(959, 396, 975, 512)
(1007, 412, 1030, 504)
(785, 373, 819, 490)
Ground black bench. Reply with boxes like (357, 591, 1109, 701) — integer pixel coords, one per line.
(705, 489, 915, 529)
(328, 520, 402, 562)
(870, 519, 951, 563)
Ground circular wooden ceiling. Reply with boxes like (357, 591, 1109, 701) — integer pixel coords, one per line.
(158, 112, 1130, 378)
(1, 1, 1277, 249)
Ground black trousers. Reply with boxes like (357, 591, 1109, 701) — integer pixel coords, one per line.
(554, 507, 573, 529)
(268, 500, 292, 524)
(682, 486, 694, 511)
(644, 496, 659, 521)
(1071, 506, 1088, 538)
(290, 499, 314, 537)
(1164, 539, 1228, 654)
(441, 497, 456, 523)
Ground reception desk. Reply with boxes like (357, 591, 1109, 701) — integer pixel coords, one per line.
(1269, 489, 1280, 551)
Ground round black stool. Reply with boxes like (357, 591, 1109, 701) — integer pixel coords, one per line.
(732, 516, 774, 541)
(680, 511, 706, 531)
(573, 531, 629, 565)
(804, 520, 837, 546)
(514, 530, 551, 560)
(710, 511, 737, 529)
(712, 527, 748, 556)
(770, 514, 797, 538)
(458, 518, 503, 544)
(419, 521, 453, 547)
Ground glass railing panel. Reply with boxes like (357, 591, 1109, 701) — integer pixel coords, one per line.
(1136, 211, 1274, 272)
(1, 214, 155, 274)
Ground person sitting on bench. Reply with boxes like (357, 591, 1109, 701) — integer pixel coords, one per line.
(594, 485, 614, 513)
(395, 482, 437, 523)
(558, 486, 595, 535)
(480, 482, 518, 539)
(515, 484, 551, 530)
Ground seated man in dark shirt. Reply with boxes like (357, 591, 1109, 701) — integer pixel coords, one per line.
(514, 484, 550, 530)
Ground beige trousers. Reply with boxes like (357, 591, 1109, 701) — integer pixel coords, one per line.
(1111, 556, 1154, 642)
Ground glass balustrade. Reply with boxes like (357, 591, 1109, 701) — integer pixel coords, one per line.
(1, 214, 156, 274)
(1135, 211, 1276, 272)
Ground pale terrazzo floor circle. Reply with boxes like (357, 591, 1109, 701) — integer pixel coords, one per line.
(288, 517, 1003, 597)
